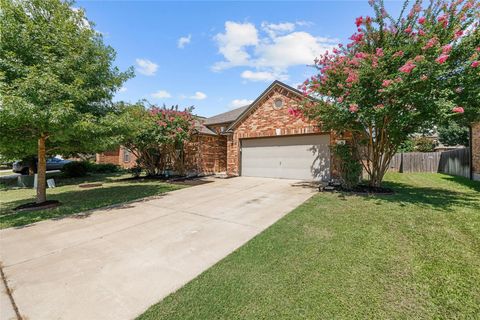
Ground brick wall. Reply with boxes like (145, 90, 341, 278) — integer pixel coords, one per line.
(226, 84, 333, 176)
(472, 122, 480, 181)
(161, 134, 228, 175)
(96, 147, 137, 169)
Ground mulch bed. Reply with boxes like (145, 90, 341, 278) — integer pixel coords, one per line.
(120, 174, 214, 186)
(79, 183, 103, 188)
(14, 200, 61, 212)
(321, 184, 394, 195)
(341, 185, 394, 195)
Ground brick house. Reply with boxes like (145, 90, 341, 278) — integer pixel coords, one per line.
(471, 122, 480, 181)
(98, 80, 344, 181)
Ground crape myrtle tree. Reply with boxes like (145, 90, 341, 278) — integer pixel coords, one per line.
(0, 0, 132, 203)
(116, 103, 197, 176)
(300, 0, 479, 187)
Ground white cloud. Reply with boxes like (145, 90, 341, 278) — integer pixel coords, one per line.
(229, 99, 253, 109)
(119, 86, 127, 93)
(213, 21, 337, 82)
(212, 21, 259, 71)
(261, 22, 295, 38)
(241, 70, 277, 82)
(190, 91, 207, 100)
(151, 90, 171, 99)
(135, 58, 158, 76)
(177, 34, 191, 48)
(255, 32, 336, 70)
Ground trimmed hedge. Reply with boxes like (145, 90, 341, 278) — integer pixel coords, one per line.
(62, 161, 88, 177)
(62, 161, 120, 177)
(84, 162, 119, 173)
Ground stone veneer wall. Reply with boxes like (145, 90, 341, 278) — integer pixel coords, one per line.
(226, 85, 333, 176)
(472, 122, 480, 181)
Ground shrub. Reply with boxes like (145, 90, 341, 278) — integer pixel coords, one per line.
(413, 137, 436, 152)
(398, 139, 415, 152)
(84, 162, 119, 173)
(332, 144, 362, 189)
(62, 161, 88, 177)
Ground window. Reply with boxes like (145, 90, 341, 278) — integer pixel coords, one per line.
(273, 98, 283, 109)
(123, 149, 130, 163)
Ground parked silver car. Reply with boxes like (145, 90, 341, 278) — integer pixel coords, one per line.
(12, 158, 71, 175)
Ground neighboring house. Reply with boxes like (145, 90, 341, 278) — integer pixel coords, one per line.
(471, 122, 480, 181)
(96, 147, 137, 169)
(97, 81, 343, 181)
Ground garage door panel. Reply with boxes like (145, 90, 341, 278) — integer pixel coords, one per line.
(241, 135, 330, 181)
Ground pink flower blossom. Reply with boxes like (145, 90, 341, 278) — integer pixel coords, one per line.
(476, 47, 480, 52)
(355, 16, 363, 27)
(288, 108, 301, 117)
(423, 37, 438, 50)
(472, 61, 479, 68)
(454, 30, 463, 39)
(413, 4, 421, 12)
(405, 26, 412, 34)
(418, 29, 426, 36)
(350, 33, 364, 43)
(382, 79, 394, 87)
(355, 52, 368, 59)
(349, 104, 359, 113)
(393, 50, 404, 57)
(365, 16, 372, 24)
(418, 17, 426, 24)
(399, 61, 416, 73)
(452, 106, 464, 113)
(414, 55, 425, 62)
(337, 97, 344, 103)
(376, 48, 384, 57)
(435, 54, 449, 64)
(375, 104, 385, 109)
(437, 14, 448, 27)
(442, 44, 452, 54)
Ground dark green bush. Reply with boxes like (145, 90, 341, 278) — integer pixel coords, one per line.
(62, 161, 88, 177)
(84, 162, 119, 173)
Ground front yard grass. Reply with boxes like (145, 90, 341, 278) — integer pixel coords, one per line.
(0, 173, 184, 229)
(139, 173, 480, 319)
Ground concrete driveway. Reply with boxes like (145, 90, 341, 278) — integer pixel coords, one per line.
(0, 177, 315, 320)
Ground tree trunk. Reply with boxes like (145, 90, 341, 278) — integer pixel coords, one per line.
(36, 135, 47, 203)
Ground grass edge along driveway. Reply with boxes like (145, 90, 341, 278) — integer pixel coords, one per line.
(0, 174, 184, 229)
(139, 173, 480, 320)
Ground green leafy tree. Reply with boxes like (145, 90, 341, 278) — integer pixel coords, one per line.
(301, 0, 479, 186)
(116, 103, 196, 176)
(413, 136, 436, 152)
(438, 121, 469, 146)
(0, 0, 132, 203)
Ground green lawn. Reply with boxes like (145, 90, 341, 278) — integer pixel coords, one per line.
(139, 173, 480, 320)
(0, 173, 183, 229)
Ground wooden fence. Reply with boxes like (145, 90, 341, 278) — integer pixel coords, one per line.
(388, 148, 470, 178)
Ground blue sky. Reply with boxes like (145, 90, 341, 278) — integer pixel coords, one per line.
(78, 0, 404, 117)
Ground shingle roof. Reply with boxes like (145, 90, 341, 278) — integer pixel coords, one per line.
(193, 119, 217, 135)
(203, 105, 250, 126)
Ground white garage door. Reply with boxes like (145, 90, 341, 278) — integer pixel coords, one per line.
(241, 134, 330, 181)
